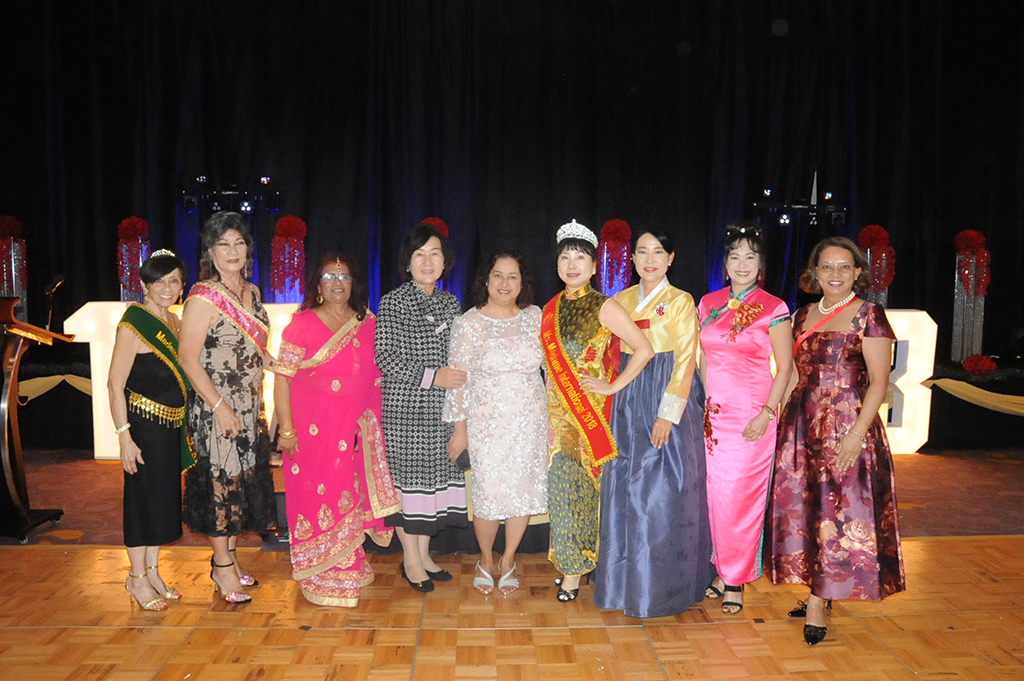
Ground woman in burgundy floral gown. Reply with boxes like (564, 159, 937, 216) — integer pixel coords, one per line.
(766, 237, 904, 646)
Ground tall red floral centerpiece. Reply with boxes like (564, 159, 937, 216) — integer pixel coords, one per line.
(951, 229, 990, 361)
(596, 219, 632, 297)
(857, 224, 895, 308)
(270, 215, 306, 303)
(0, 215, 28, 319)
(117, 216, 150, 302)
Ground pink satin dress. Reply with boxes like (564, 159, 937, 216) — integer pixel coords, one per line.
(698, 285, 790, 585)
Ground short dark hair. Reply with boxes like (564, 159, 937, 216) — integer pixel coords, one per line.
(397, 223, 455, 281)
(555, 237, 597, 260)
(632, 228, 675, 255)
(471, 249, 534, 309)
(198, 212, 254, 281)
(723, 220, 766, 281)
(140, 252, 186, 286)
(300, 252, 368, 320)
(799, 236, 871, 294)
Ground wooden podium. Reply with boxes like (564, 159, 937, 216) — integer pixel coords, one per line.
(0, 298, 74, 542)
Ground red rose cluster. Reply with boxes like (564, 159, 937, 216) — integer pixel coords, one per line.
(955, 230, 986, 255)
(274, 215, 307, 239)
(117, 216, 150, 240)
(962, 354, 997, 375)
(857, 224, 889, 251)
(600, 219, 631, 245)
(420, 217, 449, 238)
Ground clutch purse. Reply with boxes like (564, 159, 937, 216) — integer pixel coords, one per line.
(454, 449, 471, 471)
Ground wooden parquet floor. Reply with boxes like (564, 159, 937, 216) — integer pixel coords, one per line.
(1, 537, 1023, 681)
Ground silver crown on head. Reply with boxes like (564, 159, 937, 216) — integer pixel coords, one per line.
(151, 249, 176, 258)
(556, 219, 598, 246)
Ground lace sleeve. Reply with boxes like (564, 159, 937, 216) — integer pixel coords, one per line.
(442, 313, 474, 422)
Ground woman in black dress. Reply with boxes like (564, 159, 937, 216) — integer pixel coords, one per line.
(108, 250, 189, 610)
(179, 212, 276, 603)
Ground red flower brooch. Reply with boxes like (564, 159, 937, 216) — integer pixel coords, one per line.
(655, 302, 668, 316)
(726, 301, 764, 342)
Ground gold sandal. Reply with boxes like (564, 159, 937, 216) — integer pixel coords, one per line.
(125, 570, 167, 611)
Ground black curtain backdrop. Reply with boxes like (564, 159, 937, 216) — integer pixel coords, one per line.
(2, 1, 1022, 360)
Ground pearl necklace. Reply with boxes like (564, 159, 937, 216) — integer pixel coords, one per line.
(818, 291, 855, 314)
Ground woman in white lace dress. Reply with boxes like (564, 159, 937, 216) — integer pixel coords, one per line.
(444, 250, 548, 595)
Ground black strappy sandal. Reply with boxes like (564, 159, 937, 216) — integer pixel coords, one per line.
(721, 584, 744, 614)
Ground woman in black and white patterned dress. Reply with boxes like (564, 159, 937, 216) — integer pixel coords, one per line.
(375, 221, 468, 592)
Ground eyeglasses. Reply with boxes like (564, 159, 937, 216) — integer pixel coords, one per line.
(320, 272, 353, 283)
(817, 262, 855, 274)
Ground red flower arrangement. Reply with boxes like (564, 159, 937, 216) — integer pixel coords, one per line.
(117, 216, 150, 240)
(274, 215, 307, 239)
(858, 224, 896, 291)
(955, 230, 986, 255)
(271, 216, 307, 295)
(962, 354, 997, 375)
(857, 224, 890, 251)
(955, 230, 991, 296)
(601, 219, 631, 244)
(420, 217, 449, 238)
(0, 215, 23, 238)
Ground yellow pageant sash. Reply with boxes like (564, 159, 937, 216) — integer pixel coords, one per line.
(541, 293, 618, 471)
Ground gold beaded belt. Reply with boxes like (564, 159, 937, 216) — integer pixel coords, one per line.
(127, 389, 186, 428)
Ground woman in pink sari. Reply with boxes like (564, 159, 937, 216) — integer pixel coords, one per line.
(273, 253, 401, 606)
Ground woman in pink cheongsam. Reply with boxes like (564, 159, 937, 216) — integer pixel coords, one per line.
(698, 221, 793, 615)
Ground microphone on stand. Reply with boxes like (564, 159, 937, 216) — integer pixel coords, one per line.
(45, 274, 64, 331)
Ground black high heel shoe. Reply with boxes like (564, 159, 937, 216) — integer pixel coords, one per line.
(790, 598, 832, 646)
(721, 584, 744, 614)
(788, 599, 832, 617)
(229, 548, 259, 587)
(400, 563, 435, 593)
(554, 573, 590, 602)
(425, 567, 453, 582)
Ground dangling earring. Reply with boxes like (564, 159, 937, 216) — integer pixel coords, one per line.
(144, 291, 150, 305)
(177, 291, 183, 305)
(316, 293, 323, 305)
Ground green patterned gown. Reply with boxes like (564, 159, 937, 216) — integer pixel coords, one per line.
(544, 285, 615, 576)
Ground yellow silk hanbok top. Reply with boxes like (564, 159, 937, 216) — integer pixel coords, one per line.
(612, 278, 699, 423)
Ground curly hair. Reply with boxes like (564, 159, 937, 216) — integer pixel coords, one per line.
(470, 249, 534, 309)
(798, 236, 871, 294)
(300, 252, 368, 320)
(198, 212, 254, 281)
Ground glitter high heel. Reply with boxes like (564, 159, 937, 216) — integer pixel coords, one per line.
(228, 548, 259, 587)
(147, 564, 181, 600)
(126, 570, 167, 611)
(210, 560, 252, 603)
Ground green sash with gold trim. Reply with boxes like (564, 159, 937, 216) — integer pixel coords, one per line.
(117, 304, 196, 472)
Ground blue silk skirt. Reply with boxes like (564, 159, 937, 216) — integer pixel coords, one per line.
(592, 352, 713, 617)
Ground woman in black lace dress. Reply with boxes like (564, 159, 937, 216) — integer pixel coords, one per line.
(179, 212, 275, 603)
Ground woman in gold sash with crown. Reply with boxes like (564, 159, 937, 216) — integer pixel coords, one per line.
(109, 250, 191, 611)
(179, 212, 276, 604)
(543, 220, 653, 602)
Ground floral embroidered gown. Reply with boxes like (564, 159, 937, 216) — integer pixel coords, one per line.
(274, 309, 400, 606)
(698, 285, 789, 586)
(183, 281, 276, 537)
(766, 302, 905, 601)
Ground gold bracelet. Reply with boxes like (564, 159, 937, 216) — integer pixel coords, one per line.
(115, 422, 131, 435)
(761, 404, 776, 420)
(856, 416, 871, 428)
(279, 429, 296, 439)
